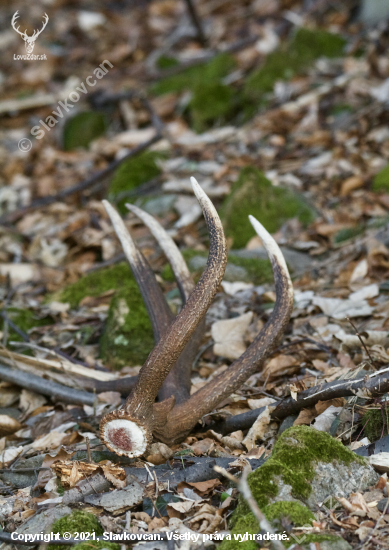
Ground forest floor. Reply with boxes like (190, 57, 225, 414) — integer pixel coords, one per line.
(1, 0, 389, 548)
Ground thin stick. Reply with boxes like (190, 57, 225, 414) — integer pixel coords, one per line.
(345, 316, 377, 369)
(214, 465, 286, 550)
(183, 0, 207, 45)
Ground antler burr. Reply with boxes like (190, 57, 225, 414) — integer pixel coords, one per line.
(100, 177, 293, 456)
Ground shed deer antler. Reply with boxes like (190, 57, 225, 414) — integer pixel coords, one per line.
(12, 11, 49, 54)
(100, 178, 293, 456)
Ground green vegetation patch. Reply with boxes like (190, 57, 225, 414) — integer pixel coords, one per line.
(74, 542, 119, 550)
(161, 248, 273, 285)
(244, 27, 346, 103)
(220, 167, 315, 248)
(63, 111, 106, 151)
(372, 164, 389, 192)
(48, 511, 103, 550)
(362, 407, 389, 441)
(53, 263, 154, 368)
(108, 151, 162, 214)
(265, 501, 315, 527)
(151, 53, 237, 132)
(152, 53, 235, 96)
(0, 308, 52, 346)
(333, 225, 365, 244)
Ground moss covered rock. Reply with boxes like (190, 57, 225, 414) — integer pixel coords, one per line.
(48, 511, 103, 550)
(244, 27, 346, 104)
(220, 167, 315, 248)
(221, 427, 372, 550)
(161, 248, 273, 285)
(63, 111, 106, 151)
(108, 151, 162, 214)
(54, 263, 154, 368)
(372, 164, 389, 192)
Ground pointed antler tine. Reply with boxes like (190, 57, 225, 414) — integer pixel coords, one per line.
(125, 202, 194, 302)
(100, 182, 227, 457)
(157, 217, 293, 443)
(125, 202, 204, 405)
(102, 200, 173, 342)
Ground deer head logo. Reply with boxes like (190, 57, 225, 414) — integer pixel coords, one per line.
(11, 11, 49, 54)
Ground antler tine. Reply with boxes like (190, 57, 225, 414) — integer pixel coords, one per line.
(11, 11, 26, 36)
(156, 215, 293, 443)
(102, 200, 173, 343)
(125, 203, 194, 302)
(125, 201, 205, 404)
(100, 179, 227, 456)
(35, 13, 49, 36)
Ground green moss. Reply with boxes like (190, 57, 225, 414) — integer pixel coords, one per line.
(151, 53, 236, 96)
(157, 55, 179, 70)
(74, 542, 119, 550)
(48, 511, 103, 550)
(220, 167, 315, 248)
(100, 284, 154, 368)
(372, 164, 389, 192)
(244, 28, 346, 103)
(362, 407, 389, 441)
(232, 426, 366, 523)
(265, 501, 315, 527)
(52, 263, 154, 368)
(63, 111, 106, 151)
(220, 503, 317, 550)
(190, 82, 236, 133)
(0, 308, 52, 345)
(151, 53, 237, 132)
(161, 248, 273, 284)
(333, 225, 365, 243)
(108, 151, 162, 214)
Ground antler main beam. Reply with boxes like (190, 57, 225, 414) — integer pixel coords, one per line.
(99, 178, 293, 456)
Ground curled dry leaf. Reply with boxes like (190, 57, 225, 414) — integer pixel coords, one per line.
(52, 460, 126, 489)
(242, 407, 271, 451)
(0, 446, 23, 467)
(0, 415, 22, 437)
(187, 503, 224, 534)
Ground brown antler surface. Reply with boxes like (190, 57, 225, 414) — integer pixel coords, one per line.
(100, 178, 293, 456)
(125, 202, 205, 404)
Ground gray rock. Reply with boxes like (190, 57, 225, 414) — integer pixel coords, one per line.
(269, 457, 379, 510)
(4, 505, 72, 550)
(0, 455, 44, 489)
(306, 459, 379, 509)
(84, 480, 144, 513)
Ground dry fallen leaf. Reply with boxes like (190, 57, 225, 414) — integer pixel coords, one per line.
(212, 312, 253, 360)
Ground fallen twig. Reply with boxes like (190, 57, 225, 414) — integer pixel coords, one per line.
(0, 362, 98, 406)
(214, 465, 286, 550)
